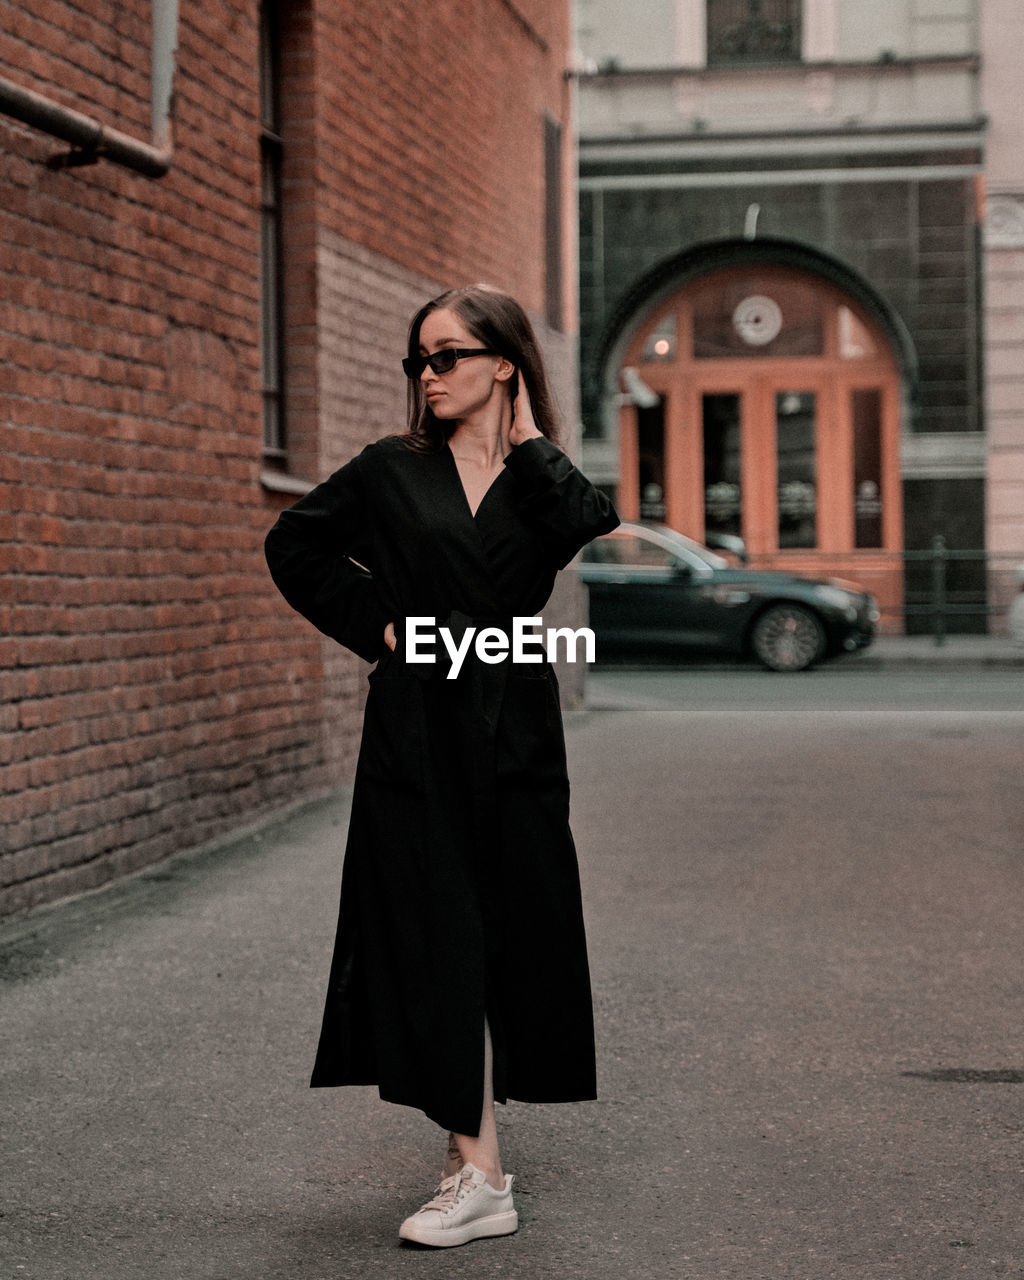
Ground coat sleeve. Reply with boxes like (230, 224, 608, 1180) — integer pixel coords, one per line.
(264, 452, 391, 662)
(502, 436, 620, 570)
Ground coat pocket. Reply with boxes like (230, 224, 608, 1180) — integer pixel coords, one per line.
(494, 667, 567, 786)
(355, 675, 427, 794)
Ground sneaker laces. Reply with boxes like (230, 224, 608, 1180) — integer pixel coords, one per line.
(419, 1167, 479, 1216)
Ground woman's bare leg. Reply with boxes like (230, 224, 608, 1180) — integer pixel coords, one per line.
(452, 1020, 504, 1189)
(442, 1131, 463, 1177)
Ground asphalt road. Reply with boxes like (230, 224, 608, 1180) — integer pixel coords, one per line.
(3, 667, 1023, 1279)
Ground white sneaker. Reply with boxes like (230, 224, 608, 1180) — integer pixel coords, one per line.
(398, 1163, 517, 1247)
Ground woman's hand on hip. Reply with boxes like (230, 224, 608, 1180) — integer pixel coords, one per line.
(384, 621, 397, 651)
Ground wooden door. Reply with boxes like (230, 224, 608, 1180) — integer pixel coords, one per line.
(616, 264, 904, 625)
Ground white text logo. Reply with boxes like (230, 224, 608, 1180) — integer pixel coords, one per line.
(404, 616, 595, 679)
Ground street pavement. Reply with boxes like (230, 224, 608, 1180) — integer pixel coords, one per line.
(2, 665, 1023, 1279)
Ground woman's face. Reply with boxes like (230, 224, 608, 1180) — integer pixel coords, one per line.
(416, 306, 511, 423)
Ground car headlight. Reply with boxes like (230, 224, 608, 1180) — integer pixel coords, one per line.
(813, 585, 861, 621)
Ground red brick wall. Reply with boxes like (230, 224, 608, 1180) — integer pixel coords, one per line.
(1, 0, 575, 915)
(306, 0, 568, 316)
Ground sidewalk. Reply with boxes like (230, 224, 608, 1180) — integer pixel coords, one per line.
(852, 633, 1024, 668)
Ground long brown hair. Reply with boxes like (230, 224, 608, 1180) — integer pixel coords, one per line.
(400, 285, 562, 451)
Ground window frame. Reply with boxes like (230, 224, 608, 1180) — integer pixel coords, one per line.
(259, 0, 287, 461)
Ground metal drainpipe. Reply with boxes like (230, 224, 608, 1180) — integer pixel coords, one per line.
(0, 0, 179, 178)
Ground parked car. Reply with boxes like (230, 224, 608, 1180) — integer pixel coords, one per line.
(578, 523, 878, 672)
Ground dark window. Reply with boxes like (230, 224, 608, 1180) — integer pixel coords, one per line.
(852, 389, 883, 549)
(260, 1, 286, 458)
(703, 393, 742, 542)
(544, 113, 563, 332)
(776, 391, 817, 549)
(637, 398, 666, 520)
(707, 0, 802, 67)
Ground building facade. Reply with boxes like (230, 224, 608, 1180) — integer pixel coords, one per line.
(1, 0, 577, 914)
(575, 0, 1024, 632)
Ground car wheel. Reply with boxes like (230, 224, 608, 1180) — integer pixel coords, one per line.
(750, 603, 826, 672)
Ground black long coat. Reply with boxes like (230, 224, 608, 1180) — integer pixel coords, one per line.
(264, 434, 619, 1136)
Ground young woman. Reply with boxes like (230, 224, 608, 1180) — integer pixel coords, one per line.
(265, 285, 618, 1247)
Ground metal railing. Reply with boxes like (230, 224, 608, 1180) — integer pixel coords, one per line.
(897, 537, 1024, 646)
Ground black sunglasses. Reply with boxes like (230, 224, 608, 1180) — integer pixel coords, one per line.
(402, 348, 496, 379)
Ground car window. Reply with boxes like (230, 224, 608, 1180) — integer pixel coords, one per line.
(585, 534, 680, 570)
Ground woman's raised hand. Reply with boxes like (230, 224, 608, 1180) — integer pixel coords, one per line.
(509, 375, 543, 447)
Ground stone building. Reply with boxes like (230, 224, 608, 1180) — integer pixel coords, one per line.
(575, 0, 1024, 632)
(1, 0, 575, 913)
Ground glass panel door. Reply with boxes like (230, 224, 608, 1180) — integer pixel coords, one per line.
(637, 398, 666, 520)
(776, 390, 817, 549)
(852, 389, 883, 548)
(702, 393, 742, 543)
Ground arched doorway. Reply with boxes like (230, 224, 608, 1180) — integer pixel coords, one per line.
(612, 261, 905, 626)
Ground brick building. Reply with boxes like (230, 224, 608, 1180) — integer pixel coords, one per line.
(1, 0, 576, 914)
(574, 0, 1024, 634)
